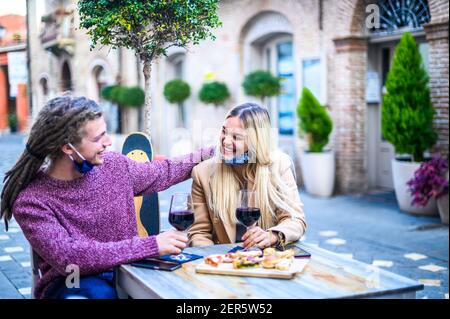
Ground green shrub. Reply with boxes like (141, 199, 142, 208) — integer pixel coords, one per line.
(297, 87, 333, 152)
(100, 85, 117, 101)
(242, 70, 281, 101)
(163, 79, 191, 104)
(198, 81, 230, 106)
(117, 86, 145, 108)
(8, 114, 18, 127)
(381, 32, 436, 162)
(102, 85, 144, 107)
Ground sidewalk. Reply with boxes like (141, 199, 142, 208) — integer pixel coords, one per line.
(0, 134, 448, 299)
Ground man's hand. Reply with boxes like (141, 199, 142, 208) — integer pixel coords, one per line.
(155, 230, 188, 255)
(242, 226, 277, 249)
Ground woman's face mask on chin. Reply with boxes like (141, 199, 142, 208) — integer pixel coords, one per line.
(223, 152, 250, 165)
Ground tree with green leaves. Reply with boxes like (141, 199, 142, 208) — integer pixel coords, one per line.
(118, 86, 145, 108)
(297, 87, 333, 153)
(198, 81, 230, 106)
(381, 32, 436, 163)
(164, 79, 191, 104)
(78, 0, 221, 137)
(242, 70, 281, 105)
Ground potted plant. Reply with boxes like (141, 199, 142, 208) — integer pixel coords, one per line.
(407, 155, 449, 224)
(8, 114, 18, 133)
(163, 79, 191, 104)
(198, 81, 230, 107)
(381, 32, 438, 215)
(164, 79, 191, 126)
(242, 70, 281, 105)
(102, 85, 145, 133)
(296, 87, 334, 197)
(117, 86, 145, 108)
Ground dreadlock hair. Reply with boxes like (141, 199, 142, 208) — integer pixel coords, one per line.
(0, 95, 102, 231)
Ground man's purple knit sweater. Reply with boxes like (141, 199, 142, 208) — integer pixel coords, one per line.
(12, 148, 213, 299)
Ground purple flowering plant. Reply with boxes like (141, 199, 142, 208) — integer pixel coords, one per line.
(407, 154, 449, 207)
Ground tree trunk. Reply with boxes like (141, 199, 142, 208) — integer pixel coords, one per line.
(136, 54, 143, 131)
(143, 60, 152, 138)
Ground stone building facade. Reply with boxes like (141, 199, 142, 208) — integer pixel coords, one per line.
(27, 0, 448, 194)
(0, 14, 28, 133)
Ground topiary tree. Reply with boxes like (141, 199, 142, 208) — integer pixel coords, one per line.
(297, 87, 333, 152)
(381, 32, 436, 163)
(198, 81, 230, 106)
(242, 70, 281, 104)
(118, 86, 145, 108)
(110, 85, 127, 106)
(163, 79, 191, 104)
(100, 85, 117, 101)
(78, 0, 221, 137)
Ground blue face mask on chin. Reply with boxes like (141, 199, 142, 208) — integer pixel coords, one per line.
(68, 143, 95, 174)
(223, 152, 250, 166)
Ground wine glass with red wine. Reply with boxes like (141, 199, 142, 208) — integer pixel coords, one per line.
(236, 190, 260, 248)
(169, 193, 195, 232)
(168, 193, 195, 261)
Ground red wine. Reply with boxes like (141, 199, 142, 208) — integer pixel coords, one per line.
(236, 207, 260, 227)
(169, 210, 195, 231)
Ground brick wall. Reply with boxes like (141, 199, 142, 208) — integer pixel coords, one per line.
(429, 0, 449, 23)
(426, 0, 449, 156)
(425, 20, 449, 157)
(332, 36, 368, 193)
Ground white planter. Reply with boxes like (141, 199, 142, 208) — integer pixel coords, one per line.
(391, 158, 438, 216)
(437, 194, 449, 225)
(300, 151, 335, 197)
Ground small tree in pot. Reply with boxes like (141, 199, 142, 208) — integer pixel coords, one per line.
(8, 114, 18, 133)
(102, 85, 145, 133)
(78, 0, 221, 138)
(118, 86, 145, 108)
(381, 32, 438, 215)
(242, 70, 281, 105)
(297, 87, 334, 197)
(164, 79, 191, 104)
(164, 79, 191, 126)
(198, 81, 230, 107)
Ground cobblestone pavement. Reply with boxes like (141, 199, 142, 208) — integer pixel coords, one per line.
(0, 134, 448, 299)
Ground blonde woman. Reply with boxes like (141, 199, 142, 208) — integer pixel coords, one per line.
(189, 103, 306, 249)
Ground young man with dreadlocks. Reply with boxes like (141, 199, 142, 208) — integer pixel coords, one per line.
(0, 95, 214, 299)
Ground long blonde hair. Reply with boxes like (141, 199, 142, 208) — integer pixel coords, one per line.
(209, 103, 301, 230)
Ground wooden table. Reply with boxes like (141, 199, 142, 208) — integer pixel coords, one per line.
(116, 242, 423, 299)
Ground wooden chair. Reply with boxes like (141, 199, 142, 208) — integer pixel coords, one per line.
(30, 247, 41, 299)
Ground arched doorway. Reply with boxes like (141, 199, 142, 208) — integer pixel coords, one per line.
(92, 65, 107, 101)
(61, 61, 72, 92)
(87, 61, 118, 133)
(38, 76, 49, 109)
(240, 11, 296, 159)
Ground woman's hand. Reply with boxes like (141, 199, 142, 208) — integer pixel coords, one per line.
(242, 226, 277, 249)
(155, 230, 188, 255)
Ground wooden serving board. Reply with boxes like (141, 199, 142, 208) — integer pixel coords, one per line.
(195, 258, 309, 279)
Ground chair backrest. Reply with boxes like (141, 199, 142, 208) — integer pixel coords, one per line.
(30, 247, 42, 299)
(122, 132, 160, 236)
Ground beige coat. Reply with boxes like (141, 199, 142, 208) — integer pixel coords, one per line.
(188, 152, 307, 246)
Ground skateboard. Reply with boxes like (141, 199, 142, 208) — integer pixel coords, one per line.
(122, 132, 160, 236)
